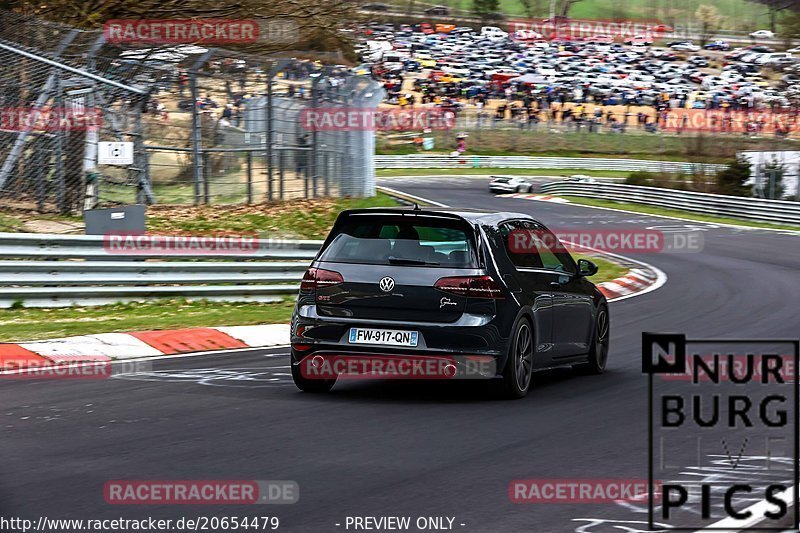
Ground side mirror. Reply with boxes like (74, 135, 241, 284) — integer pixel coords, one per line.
(578, 258, 598, 277)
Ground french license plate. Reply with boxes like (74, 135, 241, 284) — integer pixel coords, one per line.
(348, 328, 419, 347)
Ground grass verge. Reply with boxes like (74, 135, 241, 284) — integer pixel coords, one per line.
(575, 254, 629, 283)
(560, 196, 800, 232)
(0, 212, 24, 232)
(377, 168, 628, 178)
(146, 193, 400, 238)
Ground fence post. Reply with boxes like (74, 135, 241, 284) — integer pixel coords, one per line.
(190, 72, 204, 205)
(279, 149, 285, 199)
(310, 68, 330, 198)
(203, 151, 211, 204)
(246, 150, 253, 205)
(54, 74, 66, 213)
(324, 152, 330, 197)
(265, 71, 274, 202)
(188, 50, 213, 206)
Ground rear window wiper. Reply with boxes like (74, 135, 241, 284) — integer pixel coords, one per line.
(387, 256, 440, 266)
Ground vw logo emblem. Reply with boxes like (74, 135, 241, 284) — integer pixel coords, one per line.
(379, 276, 395, 293)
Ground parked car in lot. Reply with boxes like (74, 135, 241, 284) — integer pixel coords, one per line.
(688, 55, 709, 67)
(424, 5, 449, 15)
(481, 26, 508, 41)
(291, 208, 609, 398)
(670, 41, 700, 52)
(489, 176, 534, 193)
(650, 24, 673, 33)
(587, 34, 614, 44)
(750, 29, 775, 40)
(513, 29, 543, 41)
(624, 35, 653, 46)
(704, 40, 730, 51)
(450, 26, 475, 35)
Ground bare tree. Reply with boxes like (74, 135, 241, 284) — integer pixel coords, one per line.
(518, 0, 544, 18)
(747, 0, 798, 33)
(1, 0, 359, 55)
(695, 4, 722, 46)
(556, 0, 583, 18)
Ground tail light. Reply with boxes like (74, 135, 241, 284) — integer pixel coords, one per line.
(434, 275, 504, 299)
(300, 268, 343, 291)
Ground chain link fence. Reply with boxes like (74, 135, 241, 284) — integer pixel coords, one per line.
(0, 10, 384, 214)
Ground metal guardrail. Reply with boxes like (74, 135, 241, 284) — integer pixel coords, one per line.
(540, 182, 800, 226)
(0, 233, 322, 308)
(374, 155, 725, 174)
(0, 233, 321, 260)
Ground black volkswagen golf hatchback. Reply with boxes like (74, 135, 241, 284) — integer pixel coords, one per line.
(290, 207, 609, 398)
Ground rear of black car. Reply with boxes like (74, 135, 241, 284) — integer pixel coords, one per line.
(290, 209, 514, 390)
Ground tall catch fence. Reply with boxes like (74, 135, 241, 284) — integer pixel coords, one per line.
(0, 10, 383, 214)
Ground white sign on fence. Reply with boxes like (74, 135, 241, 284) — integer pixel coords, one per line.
(97, 141, 134, 165)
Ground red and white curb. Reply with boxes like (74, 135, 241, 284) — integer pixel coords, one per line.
(596, 268, 660, 301)
(502, 193, 571, 203)
(0, 324, 290, 369)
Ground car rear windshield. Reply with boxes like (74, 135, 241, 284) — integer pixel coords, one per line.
(319, 215, 478, 268)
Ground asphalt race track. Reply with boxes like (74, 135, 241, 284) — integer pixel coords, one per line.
(2, 176, 800, 532)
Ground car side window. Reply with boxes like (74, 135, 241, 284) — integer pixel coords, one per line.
(524, 222, 577, 275)
(499, 221, 543, 269)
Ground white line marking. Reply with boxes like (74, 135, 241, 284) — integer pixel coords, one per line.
(376, 186, 450, 207)
(549, 196, 800, 235)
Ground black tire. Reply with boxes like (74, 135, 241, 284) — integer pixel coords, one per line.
(496, 317, 534, 399)
(515, 184, 524, 193)
(291, 354, 336, 393)
(574, 304, 610, 375)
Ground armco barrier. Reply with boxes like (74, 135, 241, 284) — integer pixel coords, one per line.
(374, 155, 725, 174)
(540, 182, 800, 226)
(0, 233, 322, 308)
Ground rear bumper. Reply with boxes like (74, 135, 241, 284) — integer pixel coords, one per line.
(291, 304, 507, 362)
(292, 351, 499, 380)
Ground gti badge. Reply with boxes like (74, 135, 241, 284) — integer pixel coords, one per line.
(440, 297, 457, 308)
(379, 276, 395, 292)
